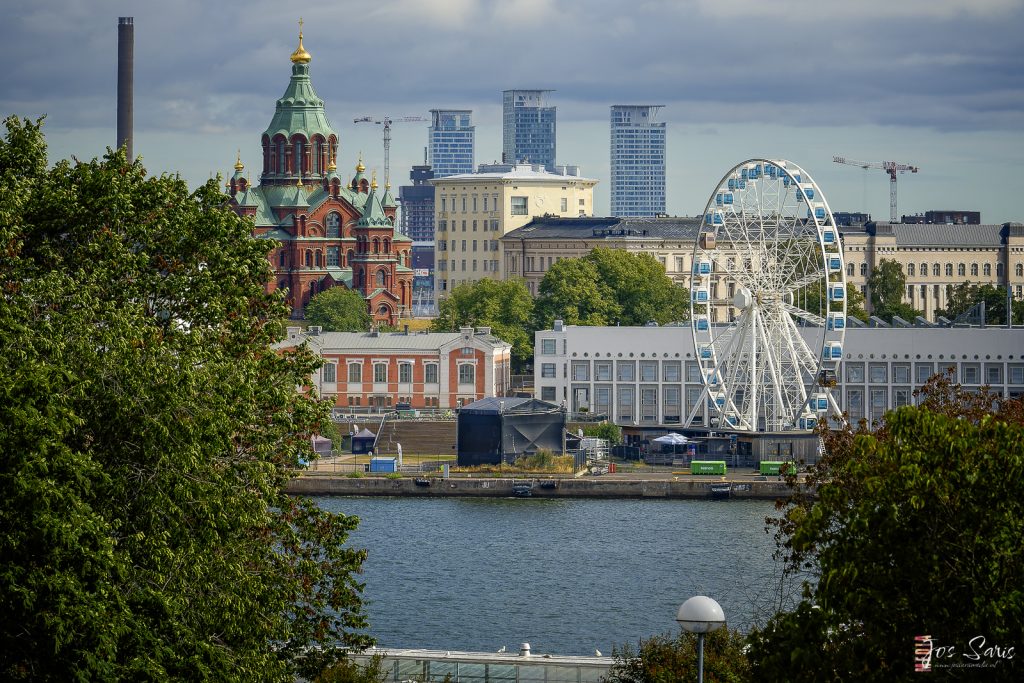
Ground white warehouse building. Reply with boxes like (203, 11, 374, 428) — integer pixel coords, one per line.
(534, 322, 1024, 431)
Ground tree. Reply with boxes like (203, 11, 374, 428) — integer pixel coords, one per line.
(306, 285, 372, 331)
(582, 422, 623, 445)
(867, 258, 921, 321)
(0, 117, 370, 681)
(938, 281, 1022, 325)
(602, 628, 751, 683)
(432, 278, 534, 371)
(534, 248, 689, 330)
(796, 281, 869, 323)
(749, 375, 1024, 681)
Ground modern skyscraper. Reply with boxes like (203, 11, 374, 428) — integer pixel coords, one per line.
(610, 105, 666, 218)
(399, 164, 436, 242)
(502, 90, 556, 169)
(428, 109, 475, 178)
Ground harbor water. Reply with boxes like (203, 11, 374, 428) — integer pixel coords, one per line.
(316, 496, 797, 656)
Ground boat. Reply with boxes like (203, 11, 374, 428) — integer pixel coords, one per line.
(414, 478, 431, 487)
(710, 483, 731, 500)
(512, 483, 533, 498)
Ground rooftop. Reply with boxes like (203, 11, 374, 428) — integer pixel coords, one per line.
(431, 163, 596, 184)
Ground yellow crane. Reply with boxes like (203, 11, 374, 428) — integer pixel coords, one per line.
(353, 115, 428, 186)
(833, 156, 919, 223)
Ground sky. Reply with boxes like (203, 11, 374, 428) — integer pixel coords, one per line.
(2, 0, 1023, 222)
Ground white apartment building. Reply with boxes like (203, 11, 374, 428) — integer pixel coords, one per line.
(534, 322, 1024, 428)
(432, 164, 596, 295)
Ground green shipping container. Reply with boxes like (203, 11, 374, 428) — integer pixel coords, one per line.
(759, 461, 796, 475)
(691, 460, 727, 475)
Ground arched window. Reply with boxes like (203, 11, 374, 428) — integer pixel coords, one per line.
(920, 262, 927, 277)
(1017, 263, 1023, 277)
(383, 238, 391, 254)
(311, 139, 320, 175)
(971, 263, 978, 277)
(860, 263, 867, 276)
(945, 263, 953, 277)
(997, 263, 1004, 277)
(376, 269, 387, 287)
(305, 251, 312, 268)
(326, 212, 341, 238)
(932, 264, 940, 277)
(377, 305, 390, 317)
(984, 263, 992, 276)
(278, 251, 286, 267)
(315, 250, 323, 267)
(907, 263, 915, 277)
(372, 238, 380, 254)
(276, 138, 286, 174)
(957, 263, 965, 277)
(294, 138, 305, 175)
(846, 263, 854, 276)
(346, 249, 354, 265)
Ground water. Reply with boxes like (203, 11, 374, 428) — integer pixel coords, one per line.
(316, 496, 791, 657)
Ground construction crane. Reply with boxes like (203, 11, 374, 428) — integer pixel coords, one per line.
(353, 115, 428, 186)
(833, 156, 919, 223)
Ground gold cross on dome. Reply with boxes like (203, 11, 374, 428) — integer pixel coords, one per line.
(299, 17, 304, 32)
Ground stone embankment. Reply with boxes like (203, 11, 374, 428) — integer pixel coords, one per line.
(286, 474, 807, 500)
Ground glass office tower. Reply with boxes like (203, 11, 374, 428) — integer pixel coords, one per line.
(610, 105, 666, 217)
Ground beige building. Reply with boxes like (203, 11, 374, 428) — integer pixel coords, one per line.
(432, 163, 596, 295)
(500, 217, 1024, 321)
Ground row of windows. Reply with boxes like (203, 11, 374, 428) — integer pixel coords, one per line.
(437, 219, 501, 233)
(438, 240, 500, 252)
(847, 261, 1021, 278)
(439, 194, 500, 213)
(446, 259, 499, 272)
(323, 362, 474, 385)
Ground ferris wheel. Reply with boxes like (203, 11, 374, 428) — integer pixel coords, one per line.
(685, 159, 846, 432)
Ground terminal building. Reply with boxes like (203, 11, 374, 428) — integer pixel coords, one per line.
(534, 322, 1024, 453)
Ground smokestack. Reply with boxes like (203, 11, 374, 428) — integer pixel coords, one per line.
(117, 17, 134, 159)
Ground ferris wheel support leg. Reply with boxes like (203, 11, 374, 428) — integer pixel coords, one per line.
(755, 313, 788, 430)
(720, 313, 753, 428)
(683, 383, 712, 429)
(826, 390, 846, 428)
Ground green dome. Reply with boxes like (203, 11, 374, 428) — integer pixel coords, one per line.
(262, 63, 336, 142)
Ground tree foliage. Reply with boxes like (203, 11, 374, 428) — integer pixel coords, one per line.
(306, 285, 373, 332)
(431, 278, 534, 370)
(938, 281, 1024, 325)
(0, 117, 370, 681)
(867, 258, 922, 322)
(582, 422, 623, 445)
(750, 372, 1024, 681)
(602, 628, 751, 683)
(534, 248, 689, 329)
(797, 281, 869, 323)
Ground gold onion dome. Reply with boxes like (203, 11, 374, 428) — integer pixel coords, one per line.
(290, 19, 311, 64)
(371, 171, 378, 189)
(234, 149, 244, 171)
(356, 155, 366, 173)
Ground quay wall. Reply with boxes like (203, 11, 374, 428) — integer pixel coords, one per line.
(286, 475, 804, 500)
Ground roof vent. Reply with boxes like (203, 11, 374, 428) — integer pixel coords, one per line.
(519, 643, 532, 657)
(286, 326, 302, 338)
(476, 326, 491, 335)
(553, 319, 564, 332)
(308, 326, 322, 336)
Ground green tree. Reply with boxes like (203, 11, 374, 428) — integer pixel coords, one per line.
(602, 628, 751, 683)
(867, 258, 921, 321)
(749, 375, 1024, 681)
(534, 248, 689, 329)
(796, 281, 869, 323)
(306, 285, 373, 331)
(0, 117, 370, 681)
(432, 278, 534, 370)
(938, 281, 1022, 325)
(582, 422, 623, 445)
(533, 257, 620, 328)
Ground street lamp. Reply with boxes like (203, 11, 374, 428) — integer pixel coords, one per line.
(676, 595, 726, 683)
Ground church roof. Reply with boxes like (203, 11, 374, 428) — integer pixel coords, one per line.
(262, 43, 334, 143)
(357, 186, 392, 228)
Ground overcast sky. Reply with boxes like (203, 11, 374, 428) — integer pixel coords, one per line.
(3, 0, 1023, 221)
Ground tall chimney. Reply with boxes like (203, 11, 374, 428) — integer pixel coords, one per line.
(117, 17, 134, 159)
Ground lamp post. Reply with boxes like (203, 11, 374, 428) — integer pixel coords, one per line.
(676, 595, 726, 683)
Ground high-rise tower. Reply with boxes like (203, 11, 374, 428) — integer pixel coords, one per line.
(502, 90, 555, 169)
(610, 105, 666, 217)
(428, 110, 474, 178)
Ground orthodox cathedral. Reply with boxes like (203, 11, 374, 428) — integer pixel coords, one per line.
(228, 26, 413, 324)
